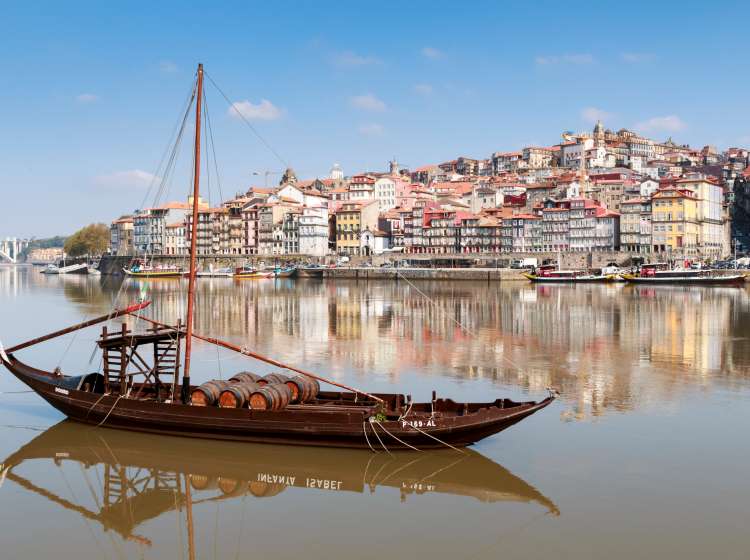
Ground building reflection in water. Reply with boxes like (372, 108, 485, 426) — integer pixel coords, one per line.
(11, 270, 750, 421)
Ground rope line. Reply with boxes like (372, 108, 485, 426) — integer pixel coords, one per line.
(403, 423, 466, 454)
(368, 419, 392, 456)
(395, 268, 528, 373)
(373, 419, 421, 452)
(97, 395, 125, 427)
(362, 421, 377, 453)
(204, 71, 289, 168)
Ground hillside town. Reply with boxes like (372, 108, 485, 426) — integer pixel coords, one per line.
(109, 122, 750, 261)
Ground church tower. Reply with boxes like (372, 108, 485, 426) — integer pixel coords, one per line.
(329, 163, 344, 180)
(593, 120, 605, 148)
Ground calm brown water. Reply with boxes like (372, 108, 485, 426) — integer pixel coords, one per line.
(1, 265, 749, 559)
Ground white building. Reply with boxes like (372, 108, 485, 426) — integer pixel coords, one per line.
(360, 228, 391, 255)
(299, 206, 330, 256)
(133, 201, 193, 255)
(560, 139, 594, 168)
(271, 184, 327, 208)
(639, 179, 659, 198)
(374, 177, 397, 211)
(349, 175, 375, 201)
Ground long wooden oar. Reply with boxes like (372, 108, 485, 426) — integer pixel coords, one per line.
(6, 302, 152, 353)
(131, 314, 384, 404)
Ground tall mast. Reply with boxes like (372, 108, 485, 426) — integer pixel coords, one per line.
(182, 63, 203, 404)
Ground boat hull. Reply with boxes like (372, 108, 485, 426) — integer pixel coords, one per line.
(2, 355, 554, 450)
(620, 273, 746, 285)
(233, 272, 273, 279)
(123, 268, 183, 278)
(297, 268, 325, 278)
(523, 273, 616, 283)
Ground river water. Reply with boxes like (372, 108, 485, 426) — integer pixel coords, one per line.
(0, 265, 748, 559)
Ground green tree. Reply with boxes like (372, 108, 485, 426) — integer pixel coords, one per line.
(64, 224, 110, 257)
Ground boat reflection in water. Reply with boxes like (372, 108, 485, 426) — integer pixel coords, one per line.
(1, 421, 558, 548)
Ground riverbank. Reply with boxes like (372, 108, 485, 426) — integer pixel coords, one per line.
(323, 267, 527, 281)
(99, 255, 528, 281)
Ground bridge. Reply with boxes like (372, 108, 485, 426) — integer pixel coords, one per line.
(0, 238, 30, 263)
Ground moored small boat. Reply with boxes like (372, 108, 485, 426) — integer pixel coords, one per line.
(621, 262, 747, 284)
(124, 266, 184, 278)
(123, 259, 184, 278)
(524, 265, 615, 283)
(297, 264, 325, 278)
(274, 266, 297, 278)
(233, 266, 274, 279)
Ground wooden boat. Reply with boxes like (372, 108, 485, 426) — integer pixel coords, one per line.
(274, 266, 297, 278)
(233, 266, 274, 279)
(297, 264, 325, 278)
(124, 265, 183, 278)
(524, 266, 615, 283)
(0, 63, 554, 451)
(621, 263, 746, 284)
(43, 262, 89, 275)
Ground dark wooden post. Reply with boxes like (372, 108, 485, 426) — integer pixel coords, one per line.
(120, 323, 127, 395)
(102, 326, 109, 393)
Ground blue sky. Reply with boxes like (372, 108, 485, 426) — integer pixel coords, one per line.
(2, 0, 749, 237)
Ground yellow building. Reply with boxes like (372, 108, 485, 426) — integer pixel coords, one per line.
(335, 200, 379, 256)
(651, 188, 699, 256)
(676, 177, 728, 258)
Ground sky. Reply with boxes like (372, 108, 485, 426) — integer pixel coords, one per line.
(2, 0, 750, 238)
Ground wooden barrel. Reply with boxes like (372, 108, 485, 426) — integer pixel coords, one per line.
(285, 375, 321, 403)
(218, 382, 260, 408)
(249, 383, 292, 411)
(190, 475, 217, 491)
(260, 373, 290, 387)
(248, 481, 286, 498)
(217, 477, 242, 496)
(230, 371, 262, 384)
(191, 380, 232, 406)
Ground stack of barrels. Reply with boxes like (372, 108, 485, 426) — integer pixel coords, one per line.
(191, 371, 320, 411)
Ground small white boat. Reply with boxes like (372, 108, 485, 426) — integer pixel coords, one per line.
(42, 263, 89, 275)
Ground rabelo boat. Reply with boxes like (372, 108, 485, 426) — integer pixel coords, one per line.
(0, 64, 554, 450)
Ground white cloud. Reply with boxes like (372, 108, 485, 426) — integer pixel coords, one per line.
(581, 107, 612, 123)
(94, 169, 158, 189)
(160, 60, 178, 73)
(228, 99, 282, 121)
(413, 84, 433, 95)
(358, 123, 384, 136)
(621, 53, 655, 63)
(76, 93, 99, 103)
(421, 47, 443, 59)
(535, 54, 594, 65)
(634, 115, 686, 133)
(331, 50, 382, 68)
(349, 94, 386, 112)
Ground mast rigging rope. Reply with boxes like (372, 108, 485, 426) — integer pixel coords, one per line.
(204, 71, 289, 169)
